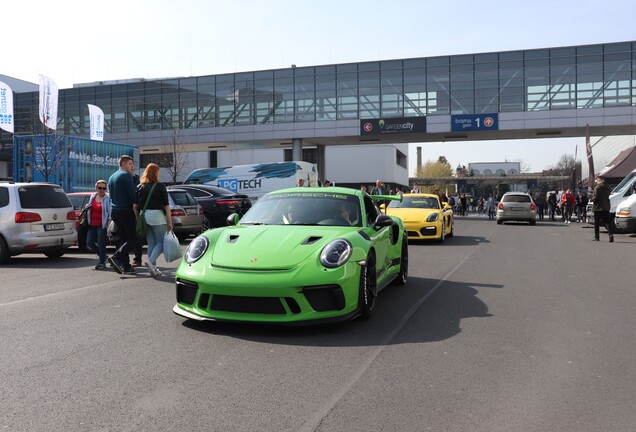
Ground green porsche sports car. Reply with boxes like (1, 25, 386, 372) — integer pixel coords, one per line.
(173, 187, 408, 325)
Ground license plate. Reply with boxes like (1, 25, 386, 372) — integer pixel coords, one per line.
(185, 208, 197, 215)
(45, 223, 65, 231)
(510, 207, 523, 211)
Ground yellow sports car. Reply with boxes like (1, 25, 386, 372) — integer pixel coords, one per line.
(384, 193, 454, 242)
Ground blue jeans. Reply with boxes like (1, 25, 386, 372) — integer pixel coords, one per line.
(86, 225, 107, 264)
(146, 223, 167, 266)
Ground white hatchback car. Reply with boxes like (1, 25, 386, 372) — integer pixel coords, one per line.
(0, 182, 77, 263)
(496, 192, 537, 225)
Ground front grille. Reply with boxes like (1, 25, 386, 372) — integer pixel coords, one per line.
(303, 285, 345, 312)
(420, 227, 437, 236)
(211, 295, 286, 314)
(176, 279, 198, 305)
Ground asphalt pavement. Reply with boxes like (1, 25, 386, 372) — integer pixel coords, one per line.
(1, 217, 635, 432)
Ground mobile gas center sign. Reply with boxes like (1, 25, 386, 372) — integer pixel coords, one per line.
(360, 117, 426, 135)
(451, 113, 498, 132)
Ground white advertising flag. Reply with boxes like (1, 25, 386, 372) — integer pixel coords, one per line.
(0, 81, 15, 134)
(88, 104, 105, 141)
(39, 74, 59, 130)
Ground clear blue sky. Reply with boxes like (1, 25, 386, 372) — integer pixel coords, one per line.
(3, 0, 634, 174)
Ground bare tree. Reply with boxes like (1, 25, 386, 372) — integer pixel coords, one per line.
(158, 128, 189, 184)
(32, 131, 69, 183)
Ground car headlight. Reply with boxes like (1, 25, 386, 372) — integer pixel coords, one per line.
(617, 207, 631, 217)
(426, 213, 439, 222)
(185, 235, 209, 264)
(320, 239, 352, 268)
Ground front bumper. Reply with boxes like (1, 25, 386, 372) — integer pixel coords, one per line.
(173, 261, 363, 324)
(615, 217, 636, 233)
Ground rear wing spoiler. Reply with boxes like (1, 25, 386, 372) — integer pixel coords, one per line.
(371, 192, 403, 213)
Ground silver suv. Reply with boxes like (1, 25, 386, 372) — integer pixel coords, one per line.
(0, 182, 77, 263)
(496, 192, 537, 225)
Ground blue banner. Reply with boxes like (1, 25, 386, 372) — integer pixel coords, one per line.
(451, 113, 498, 132)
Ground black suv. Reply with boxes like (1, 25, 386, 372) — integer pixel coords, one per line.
(167, 184, 251, 230)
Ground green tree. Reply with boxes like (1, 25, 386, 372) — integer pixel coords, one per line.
(416, 158, 453, 193)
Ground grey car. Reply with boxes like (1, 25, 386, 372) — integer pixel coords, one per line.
(0, 182, 77, 263)
(168, 189, 204, 241)
(496, 192, 537, 225)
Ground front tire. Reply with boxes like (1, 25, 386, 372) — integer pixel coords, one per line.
(439, 220, 446, 243)
(358, 251, 377, 319)
(447, 217, 454, 237)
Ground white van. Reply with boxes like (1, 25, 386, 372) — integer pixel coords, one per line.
(615, 193, 636, 233)
(608, 168, 636, 214)
(183, 161, 318, 201)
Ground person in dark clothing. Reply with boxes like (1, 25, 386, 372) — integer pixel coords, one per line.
(576, 190, 589, 223)
(132, 169, 144, 267)
(591, 176, 613, 242)
(547, 192, 557, 221)
(107, 155, 138, 274)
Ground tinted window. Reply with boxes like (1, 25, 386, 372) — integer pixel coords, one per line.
(502, 195, 531, 203)
(0, 187, 8, 208)
(170, 191, 196, 206)
(18, 185, 72, 209)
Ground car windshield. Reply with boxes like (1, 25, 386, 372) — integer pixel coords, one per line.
(611, 171, 636, 195)
(388, 196, 439, 209)
(240, 192, 362, 227)
(502, 195, 531, 203)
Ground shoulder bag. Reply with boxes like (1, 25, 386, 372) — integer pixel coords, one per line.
(136, 183, 157, 236)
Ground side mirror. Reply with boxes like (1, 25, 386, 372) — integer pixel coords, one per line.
(379, 203, 386, 211)
(226, 213, 240, 226)
(443, 203, 452, 210)
(373, 214, 394, 230)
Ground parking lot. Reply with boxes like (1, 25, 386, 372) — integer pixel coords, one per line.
(1, 217, 635, 432)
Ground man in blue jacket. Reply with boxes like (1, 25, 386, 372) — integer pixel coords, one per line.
(107, 155, 138, 274)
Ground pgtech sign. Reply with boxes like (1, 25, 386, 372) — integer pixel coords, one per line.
(360, 117, 426, 135)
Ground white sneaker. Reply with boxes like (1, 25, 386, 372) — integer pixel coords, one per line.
(145, 262, 157, 277)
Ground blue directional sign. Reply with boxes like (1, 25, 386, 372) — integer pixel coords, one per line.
(451, 113, 498, 132)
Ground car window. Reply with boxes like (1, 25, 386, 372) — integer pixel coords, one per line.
(170, 192, 196, 206)
(19, 185, 72, 209)
(182, 188, 209, 198)
(68, 195, 88, 210)
(502, 195, 531, 203)
(0, 187, 8, 208)
(390, 197, 439, 209)
(363, 195, 380, 225)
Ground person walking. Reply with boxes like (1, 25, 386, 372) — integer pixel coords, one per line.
(535, 192, 546, 220)
(591, 176, 614, 242)
(576, 190, 589, 223)
(547, 192, 557, 221)
(135, 163, 173, 277)
(132, 167, 144, 267)
(561, 189, 575, 224)
(85, 180, 111, 270)
(485, 194, 496, 220)
(107, 155, 138, 275)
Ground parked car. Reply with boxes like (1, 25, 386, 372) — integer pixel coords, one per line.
(615, 194, 636, 234)
(167, 189, 204, 241)
(0, 182, 76, 263)
(496, 192, 537, 225)
(173, 187, 408, 325)
(167, 184, 251, 230)
(66, 192, 93, 251)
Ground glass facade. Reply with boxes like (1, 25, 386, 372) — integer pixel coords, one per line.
(6, 41, 636, 137)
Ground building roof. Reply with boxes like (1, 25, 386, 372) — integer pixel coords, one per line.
(598, 145, 636, 179)
(0, 74, 38, 92)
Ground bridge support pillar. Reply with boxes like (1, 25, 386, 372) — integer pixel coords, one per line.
(292, 138, 302, 162)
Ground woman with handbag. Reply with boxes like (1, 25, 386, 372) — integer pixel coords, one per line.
(86, 180, 112, 270)
(134, 163, 173, 277)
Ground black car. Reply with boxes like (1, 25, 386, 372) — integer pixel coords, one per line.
(167, 184, 251, 230)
